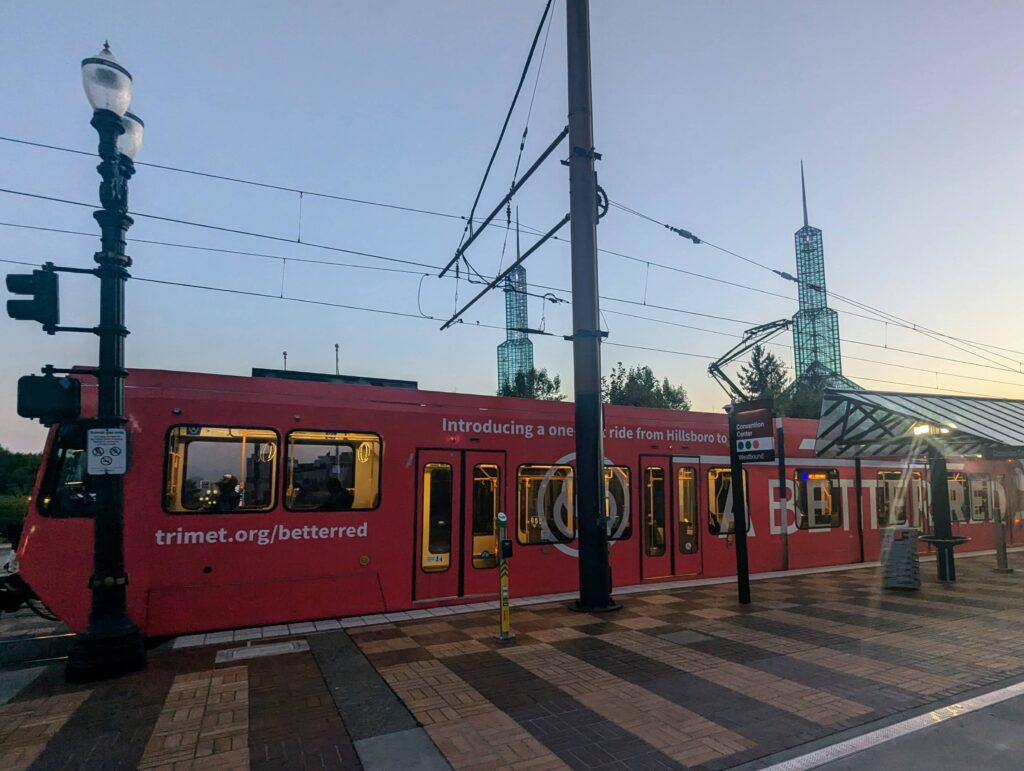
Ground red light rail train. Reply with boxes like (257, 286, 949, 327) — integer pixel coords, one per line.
(13, 368, 1024, 638)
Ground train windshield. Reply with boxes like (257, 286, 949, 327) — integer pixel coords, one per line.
(37, 424, 90, 517)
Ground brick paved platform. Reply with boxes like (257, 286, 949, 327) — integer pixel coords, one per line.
(0, 551, 1021, 770)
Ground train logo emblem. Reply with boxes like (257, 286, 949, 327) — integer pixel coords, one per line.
(537, 452, 630, 558)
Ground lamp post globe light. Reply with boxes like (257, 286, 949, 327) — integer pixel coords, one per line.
(64, 43, 146, 682)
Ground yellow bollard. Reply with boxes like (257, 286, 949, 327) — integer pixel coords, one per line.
(495, 511, 514, 644)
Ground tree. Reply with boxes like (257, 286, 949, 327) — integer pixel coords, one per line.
(0, 445, 42, 546)
(739, 344, 789, 400)
(0, 445, 41, 497)
(775, 369, 830, 418)
(603, 362, 691, 410)
(498, 367, 566, 401)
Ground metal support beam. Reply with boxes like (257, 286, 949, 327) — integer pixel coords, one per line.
(855, 457, 865, 563)
(777, 420, 788, 571)
(439, 127, 569, 278)
(929, 455, 956, 582)
(566, 0, 615, 612)
(728, 406, 751, 604)
(440, 214, 569, 330)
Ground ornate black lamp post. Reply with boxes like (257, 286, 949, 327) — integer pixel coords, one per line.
(65, 43, 146, 682)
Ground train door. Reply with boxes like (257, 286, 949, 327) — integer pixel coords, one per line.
(639, 455, 702, 580)
(414, 450, 504, 602)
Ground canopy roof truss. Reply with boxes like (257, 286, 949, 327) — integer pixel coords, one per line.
(815, 389, 1024, 459)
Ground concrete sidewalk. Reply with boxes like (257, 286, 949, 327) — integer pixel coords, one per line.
(0, 551, 1021, 769)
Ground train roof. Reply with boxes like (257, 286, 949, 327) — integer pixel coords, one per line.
(73, 366, 820, 434)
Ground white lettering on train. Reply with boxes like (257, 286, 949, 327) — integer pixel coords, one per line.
(440, 417, 728, 446)
(767, 478, 1009, 534)
(154, 522, 369, 547)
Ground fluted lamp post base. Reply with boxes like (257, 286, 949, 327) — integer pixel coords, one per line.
(66, 619, 146, 683)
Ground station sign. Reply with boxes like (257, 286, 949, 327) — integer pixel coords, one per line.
(87, 428, 128, 475)
(733, 399, 775, 463)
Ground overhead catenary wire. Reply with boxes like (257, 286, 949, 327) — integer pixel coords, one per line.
(5, 216, 1021, 384)
(4, 141, 991, 348)
(10, 133, 1024, 368)
(0, 256, 508, 332)
(7, 169, 1024, 388)
(603, 307, 1024, 390)
(7, 220, 1023, 396)
(0, 135, 479, 225)
(0, 188, 445, 272)
(604, 341, 992, 398)
(610, 198, 1024, 371)
(497, 2, 556, 276)
(455, 0, 554, 252)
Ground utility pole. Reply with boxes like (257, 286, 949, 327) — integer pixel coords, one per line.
(566, 0, 615, 611)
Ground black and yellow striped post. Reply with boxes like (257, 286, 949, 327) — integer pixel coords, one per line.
(495, 511, 515, 644)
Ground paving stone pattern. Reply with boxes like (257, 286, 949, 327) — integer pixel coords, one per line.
(0, 554, 1021, 769)
(0, 645, 363, 770)
(350, 557, 1024, 770)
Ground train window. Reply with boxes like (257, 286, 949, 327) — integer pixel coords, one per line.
(284, 431, 381, 512)
(37, 425, 91, 518)
(876, 471, 909, 526)
(969, 475, 991, 521)
(795, 469, 841, 529)
(421, 463, 452, 572)
(472, 464, 500, 569)
(644, 467, 666, 557)
(517, 465, 574, 545)
(708, 468, 750, 535)
(947, 472, 970, 523)
(164, 426, 278, 514)
(605, 465, 632, 540)
(677, 467, 698, 554)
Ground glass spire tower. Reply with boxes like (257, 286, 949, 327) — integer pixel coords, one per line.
(497, 265, 534, 391)
(792, 162, 843, 378)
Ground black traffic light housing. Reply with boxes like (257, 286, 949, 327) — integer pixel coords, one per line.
(6, 264, 60, 331)
(17, 374, 81, 426)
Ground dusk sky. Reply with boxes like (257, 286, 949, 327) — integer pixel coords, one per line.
(3, 1, 1024, 452)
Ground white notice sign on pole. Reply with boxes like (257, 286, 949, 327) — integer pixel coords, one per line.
(86, 428, 128, 475)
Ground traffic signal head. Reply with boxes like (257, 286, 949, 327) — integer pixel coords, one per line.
(17, 374, 81, 426)
(6, 267, 59, 329)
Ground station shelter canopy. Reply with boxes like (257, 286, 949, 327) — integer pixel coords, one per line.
(814, 389, 1024, 459)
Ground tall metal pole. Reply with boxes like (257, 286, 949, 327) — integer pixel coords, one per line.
(776, 420, 788, 571)
(66, 108, 146, 682)
(566, 0, 614, 611)
(929, 454, 956, 582)
(854, 457, 865, 563)
(993, 476, 1013, 574)
(727, 406, 751, 604)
